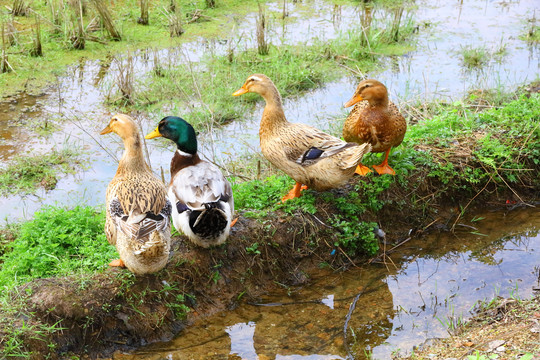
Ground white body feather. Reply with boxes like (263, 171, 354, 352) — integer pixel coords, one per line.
(169, 154, 234, 248)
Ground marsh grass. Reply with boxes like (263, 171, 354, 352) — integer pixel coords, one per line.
(164, 0, 184, 37)
(459, 42, 508, 69)
(11, 0, 27, 16)
(0, 147, 84, 195)
(110, 54, 135, 105)
(90, 0, 121, 40)
(136, 7, 416, 130)
(29, 16, 42, 57)
(69, 0, 86, 49)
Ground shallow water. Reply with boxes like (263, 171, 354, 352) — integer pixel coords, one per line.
(0, 0, 538, 220)
(116, 207, 540, 359)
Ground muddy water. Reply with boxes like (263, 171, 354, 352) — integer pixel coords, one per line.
(115, 208, 540, 360)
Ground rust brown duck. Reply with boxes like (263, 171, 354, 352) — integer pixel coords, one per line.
(343, 79, 407, 176)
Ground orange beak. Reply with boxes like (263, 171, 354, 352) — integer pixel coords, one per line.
(232, 86, 248, 96)
(343, 94, 363, 108)
(100, 124, 113, 135)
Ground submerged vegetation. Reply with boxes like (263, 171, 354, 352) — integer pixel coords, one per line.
(0, 147, 84, 195)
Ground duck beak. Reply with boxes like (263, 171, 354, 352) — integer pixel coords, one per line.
(344, 94, 363, 108)
(232, 86, 248, 96)
(100, 124, 112, 135)
(145, 127, 162, 139)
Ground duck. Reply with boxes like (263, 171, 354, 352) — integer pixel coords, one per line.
(145, 116, 234, 248)
(100, 114, 172, 275)
(232, 74, 371, 202)
(342, 79, 406, 176)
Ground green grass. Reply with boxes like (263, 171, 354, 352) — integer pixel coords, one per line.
(0, 206, 116, 289)
(459, 45, 489, 68)
(0, 147, 84, 195)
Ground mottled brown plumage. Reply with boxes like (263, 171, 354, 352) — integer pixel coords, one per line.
(343, 79, 407, 175)
(233, 74, 371, 201)
(101, 114, 171, 274)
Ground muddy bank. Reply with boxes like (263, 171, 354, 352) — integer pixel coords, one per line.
(1, 163, 538, 359)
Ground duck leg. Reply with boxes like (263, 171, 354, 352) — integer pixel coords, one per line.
(372, 148, 396, 175)
(109, 259, 126, 267)
(355, 164, 372, 176)
(281, 181, 308, 202)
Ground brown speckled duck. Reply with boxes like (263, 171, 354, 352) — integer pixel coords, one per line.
(343, 79, 406, 176)
(100, 114, 171, 274)
(233, 74, 371, 202)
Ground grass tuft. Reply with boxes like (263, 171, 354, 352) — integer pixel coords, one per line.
(0, 147, 84, 195)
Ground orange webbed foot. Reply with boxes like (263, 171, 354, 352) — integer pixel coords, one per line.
(372, 163, 396, 176)
(281, 182, 308, 203)
(230, 217, 238, 227)
(355, 164, 372, 176)
(109, 259, 125, 267)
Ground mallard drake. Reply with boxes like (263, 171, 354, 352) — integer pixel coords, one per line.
(343, 79, 406, 176)
(233, 74, 371, 202)
(100, 114, 172, 274)
(145, 116, 234, 248)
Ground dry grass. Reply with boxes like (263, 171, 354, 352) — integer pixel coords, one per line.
(256, 3, 269, 55)
(90, 0, 121, 41)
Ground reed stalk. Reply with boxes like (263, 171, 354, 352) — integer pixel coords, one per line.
(90, 0, 121, 41)
(138, 0, 149, 25)
(115, 54, 134, 104)
(11, 0, 27, 16)
(30, 16, 43, 57)
(1, 23, 13, 73)
(256, 3, 269, 55)
(165, 0, 184, 37)
(391, 7, 404, 42)
(69, 0, 85, 49)
(6, 20, 17, 46)
(49, 0, 62, 27)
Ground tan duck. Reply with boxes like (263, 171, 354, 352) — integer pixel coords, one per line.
(100, 114, 172, 274)
(145, 116, 234, 248)
(233, 74, 371, 202)
(343, 79, 406, 176)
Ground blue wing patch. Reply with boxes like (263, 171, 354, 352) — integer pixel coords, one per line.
(302, 147, 324, 162)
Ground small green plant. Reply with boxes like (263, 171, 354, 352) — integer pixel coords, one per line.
(459, 45, 489, 68)
(245, 242, 261, 255)
(166, 294, 191, 319)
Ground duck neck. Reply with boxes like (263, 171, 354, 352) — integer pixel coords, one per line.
(170, 149, 201, 177)
(260, 85, 288, 137)
(117, 135, 149, 174)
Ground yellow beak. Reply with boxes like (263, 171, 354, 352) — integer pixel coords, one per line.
(145, 127, 162, 139)
(343, 94, 363, 108)
(100, 125, 112, 135)
(232, 86, 248, 96)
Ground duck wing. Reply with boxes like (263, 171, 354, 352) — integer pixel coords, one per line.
(170, 161, 233, 213)
(283, 123, 364, 168)
(108, 173, 170, 241)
